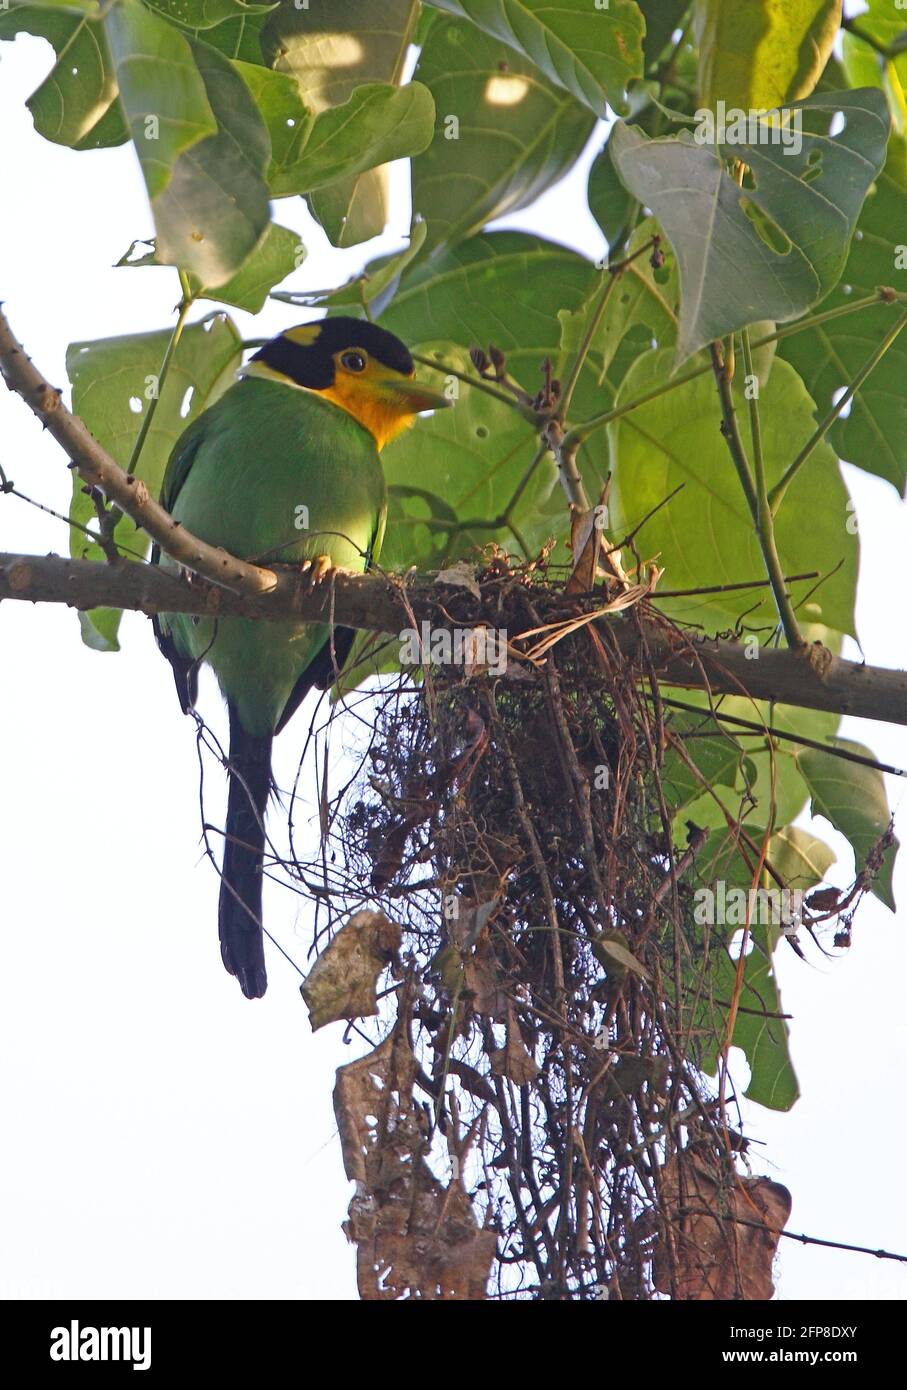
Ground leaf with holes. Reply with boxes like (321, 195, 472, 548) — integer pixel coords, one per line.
(0, 4, 127, 149)
(421, 0, 644, 116)
(412, 16, 593, 251)
(66, 314, 242, 650)
(231, 60, 314, 183)
(610, 88, 890, 364)
(779, 136, 907, 493)
(262, 0, 420, 246)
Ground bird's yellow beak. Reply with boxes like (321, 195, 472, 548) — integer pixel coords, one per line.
(377, 377, 453, 415)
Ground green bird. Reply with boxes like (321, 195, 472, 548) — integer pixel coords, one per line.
(152, 318, 450, 999)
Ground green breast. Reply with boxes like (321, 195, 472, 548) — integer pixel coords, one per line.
(157, 377, 386, 735)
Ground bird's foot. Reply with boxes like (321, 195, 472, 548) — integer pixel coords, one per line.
(299, 554, 334, 592)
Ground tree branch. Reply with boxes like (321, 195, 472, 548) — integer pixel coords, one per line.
(0, 306, 277, 598)
(3, 551, 907, 728)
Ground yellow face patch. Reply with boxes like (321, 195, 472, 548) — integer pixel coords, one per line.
(319, 350, 420, 451)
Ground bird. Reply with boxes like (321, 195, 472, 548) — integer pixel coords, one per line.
(152, 317, 450, 999)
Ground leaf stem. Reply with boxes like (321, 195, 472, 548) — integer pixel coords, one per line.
(768, 304, 907, 513)
(410, 351, 538, 418)
(563, 289, 904, 448)
(125, 272, 194, 479)
(710, 340, 803, 648)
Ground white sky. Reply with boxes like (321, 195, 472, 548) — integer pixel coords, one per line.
(1, 32, 905, 1300)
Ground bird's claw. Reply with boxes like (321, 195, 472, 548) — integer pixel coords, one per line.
(299, 554, 334, 592)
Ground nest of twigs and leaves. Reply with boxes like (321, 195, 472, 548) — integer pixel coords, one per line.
(204, 550, 884, 1301)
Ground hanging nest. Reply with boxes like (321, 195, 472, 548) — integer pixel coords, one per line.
(277, 551, 879, 1300)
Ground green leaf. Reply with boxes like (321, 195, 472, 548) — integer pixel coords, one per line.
(421, 0, 645, 116)
(842, 0, 907, 128)
(557, 217, 678, 402)
(375, 234, 602, 568)
(610, 88, 890, 364)
(103, 0, 217, 200)
(117, 223, 303, 310)
(694, 0, 842, 110)
(412, 16, 593, 251)
(66, 314, 242, 649)
(151, 40, 272, 286)
(382, 231, 597, 396)
(192, 222, 303, 310)
(271, 81, 435, 197)
(609, 350, 858, 636)
(798, 740, 899, 909)
(661, 709, 751, 813)
(588, 134, 636, 248)
(638, 0, 689, 67)
(199, 9, 268, 62)
(231, 60, 314, 181)
(674, 626, 844, 831)
(697, 925, 800, 1110)
(0, 5, 126, 148)
(142, 0, 275, 30)
(263, 0, 420, 246)
(277, 222, 429, 316)
(779, 135, 907, 493)
(768, 824, 837, 890)
(687, 823, 802, 1108)
(374, 342, 549, 573)
(697, 823, 836, 893)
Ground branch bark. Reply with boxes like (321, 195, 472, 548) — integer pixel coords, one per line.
(4, 304, 907, 729)
(3, 551, 907, 729)
(0, 306, 277, 598)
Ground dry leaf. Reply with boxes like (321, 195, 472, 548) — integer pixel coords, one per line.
(566, 495, 631, 595)
(591, 929, 650, 981)
(335, 1024, 496, 1299)
(301, 910, 401, 1030)
(652, 1154, 791, 1300)
(462, 932, 509, 1020)
(435, 561, 481, 600)
(490, 1007, 540, 1084)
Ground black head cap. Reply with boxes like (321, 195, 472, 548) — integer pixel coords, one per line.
(251, 316, 414, 389)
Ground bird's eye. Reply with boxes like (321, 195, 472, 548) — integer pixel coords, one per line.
(340, 350, 367, 373)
